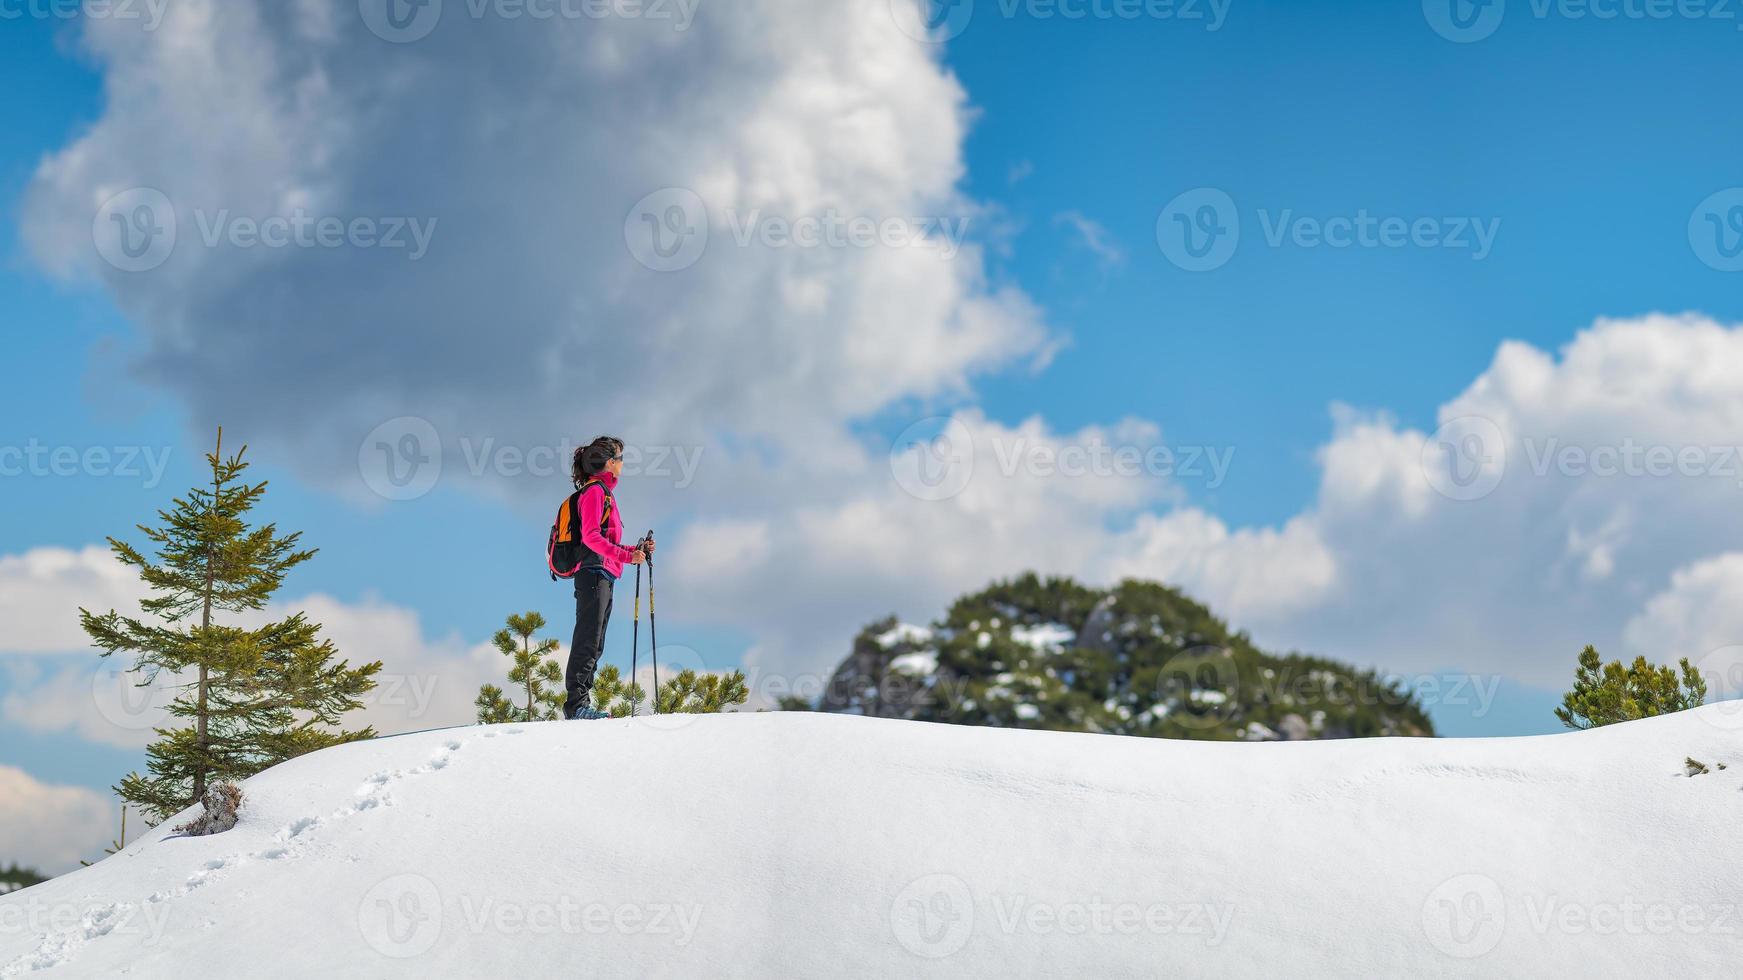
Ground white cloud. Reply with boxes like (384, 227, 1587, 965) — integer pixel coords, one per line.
(0, 766, 115, 874)
(1250, 313, 1743, 685)
(0, 547, 145, 655)
(1623, 553, 1743, 698)
(1054, 210, 1124, 270)
(22, 0, 1048, 512)
(277, 594, 501, 733)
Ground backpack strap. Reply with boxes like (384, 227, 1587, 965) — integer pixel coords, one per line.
(574, 479, 614, 539)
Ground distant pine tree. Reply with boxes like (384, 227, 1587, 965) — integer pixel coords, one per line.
(475, 612, 565, 723)
(80, 429, 381, 825)
(1555, 645, 1707, 730)
(655, 669, 750, 714)
(807, 573, 1436, 741)
(0, 864, 47, 894)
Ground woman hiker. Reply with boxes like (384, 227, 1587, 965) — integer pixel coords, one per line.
(563, 436, 652, 720)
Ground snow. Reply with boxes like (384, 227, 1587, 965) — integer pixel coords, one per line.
(1242, 722, 1280, 742)
(1008, 622, 1075, 653)
(1013, 704, 1040, 722)
(874, 623, 933, 649)
(888, 652, 938, 676)
(4, 707, 1742, 976)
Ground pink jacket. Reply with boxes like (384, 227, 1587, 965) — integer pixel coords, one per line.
(578, 471, 640, 579)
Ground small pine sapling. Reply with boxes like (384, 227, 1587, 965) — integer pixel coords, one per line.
(475, 612, 565, 723)
(1555, 646, 1707, 731)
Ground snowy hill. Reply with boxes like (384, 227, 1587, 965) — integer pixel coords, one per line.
(3, 708, 1740, 977)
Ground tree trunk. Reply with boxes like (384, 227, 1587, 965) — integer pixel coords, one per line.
(522, 634, 534, 720)
(194, 427, 221, 802)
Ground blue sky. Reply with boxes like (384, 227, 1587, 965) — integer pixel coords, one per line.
(6, 1, 1743, 856)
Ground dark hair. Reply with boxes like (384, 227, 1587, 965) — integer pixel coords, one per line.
(572, 436, 625, 487)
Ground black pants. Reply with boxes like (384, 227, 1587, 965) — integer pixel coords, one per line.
(564, 571, 614, 718)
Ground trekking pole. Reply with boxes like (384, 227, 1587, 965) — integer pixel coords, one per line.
(645, 529, 660, 714)
(629, 561, 642, 717)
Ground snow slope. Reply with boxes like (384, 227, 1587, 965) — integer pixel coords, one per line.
(3, 708, 1740, 978)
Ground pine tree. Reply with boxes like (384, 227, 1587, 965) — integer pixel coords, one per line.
(80, 429, 381, 824)
(475, 612, 565, 723)
(1555, 645, 1708, 730)
(655, 669, 750, 714)
(588, 665, 747, 717)
(589, 664, 646, 718)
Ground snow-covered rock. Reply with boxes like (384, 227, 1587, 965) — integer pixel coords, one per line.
(3, 708, 1741, 977)
(874, 623, 933, 649)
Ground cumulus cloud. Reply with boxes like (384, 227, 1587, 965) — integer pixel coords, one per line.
(1, 543, 501, 747)
(1623, 553, 1743, 698)
(1207, 313, 1743, 685)
(22, 0, 1048, 517)
(0, 766, 114, 874)
(0, 547, 145, 655)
